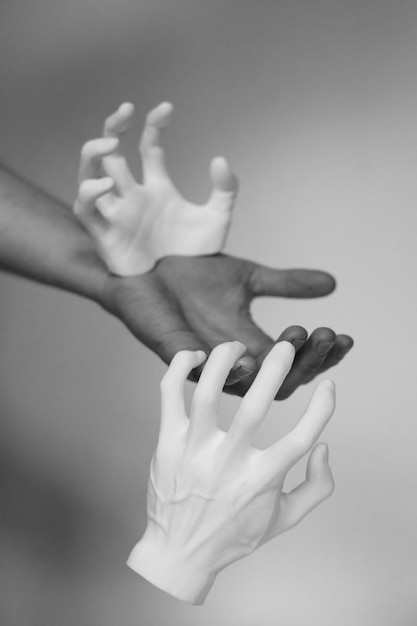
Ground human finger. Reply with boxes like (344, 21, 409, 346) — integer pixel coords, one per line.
(249, 264, 336, 298)
(305, 334, 354, 381)
(276, 327, 337, 400)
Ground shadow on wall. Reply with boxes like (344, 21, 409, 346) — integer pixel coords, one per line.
(0, 410, 134, 622)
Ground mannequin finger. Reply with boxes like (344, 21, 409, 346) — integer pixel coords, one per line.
(139, 102, 173, 182)
(221, 327, 306, 398)
(78, 137, 119, 183)
(102, 102, 137, 191)
(103, 102, 136, 138)
(207, 157, 239, 211)
(263, 380, 335, 475)
(227, 342, 295, 445)
(185, 311, 273, 390)
(102, 153, 137, 193)
(253, 326, 308, 370)
(74, 177, 115, 226)
(159, 350, 207, 436)
(272, 443, 334, 535)
(189, 342, 247, 435)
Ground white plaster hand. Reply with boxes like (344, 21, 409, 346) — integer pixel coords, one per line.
(73, 102, 239, 275)
(128, 341, 336, 604)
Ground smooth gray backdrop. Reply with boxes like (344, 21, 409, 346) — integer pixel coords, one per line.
(1, 1, 416, 625)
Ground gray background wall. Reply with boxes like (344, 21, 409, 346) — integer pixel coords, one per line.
(0, 1, 416, 624)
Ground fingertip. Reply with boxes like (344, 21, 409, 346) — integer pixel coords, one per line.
(210, 156, 239, 193)
(158, 101, 174, 115)
(316, 441, 329, 462)
(312, 380, 336, 415)
(80, 137, 119, 162)
(307, 443, 332, 485)
(232, 340, 247, 352)
(320, 379, 336, 394)
(100, 175, 114, 187)
(194, 350, 207, 365)
(148, 101, 173, 128)
(315, 271, 337, 295)
(207, 341, 247, 368)
(79, 178, 110, 203)
(211, 155, 228, 171)
(105, 136, 120, 149)
(282, 270, 337, 298)
(118, 102, 135, 117)
(272, 340, 296, 360)
(338, 335, 354, 352)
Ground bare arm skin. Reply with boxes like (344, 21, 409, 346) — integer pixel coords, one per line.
(0, 161, 107, 303)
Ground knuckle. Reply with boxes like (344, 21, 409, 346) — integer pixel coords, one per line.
(159, 373, 173, 392)
(236, 403, 257, 425)
(292, 432, 314, 454)
(300, 362, 319, 375)
(211, 342, 234, 358)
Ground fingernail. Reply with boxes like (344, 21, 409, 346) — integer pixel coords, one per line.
(233, 366, 254, 379)
(317, 340, 334, 356)
(337, 344, 353, 359)
(289, 338, 306, 349)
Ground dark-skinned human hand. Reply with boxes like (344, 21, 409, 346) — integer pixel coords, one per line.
(102, 253, 353, 399)
(75, 100, 353, 398)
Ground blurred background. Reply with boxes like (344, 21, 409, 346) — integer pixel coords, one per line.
(1, 1, 417, 624)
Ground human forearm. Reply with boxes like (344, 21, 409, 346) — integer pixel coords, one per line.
(0, 161, 108, 304)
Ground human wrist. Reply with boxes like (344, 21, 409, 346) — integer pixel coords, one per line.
(127, 525, 217, 605)
(0, 162, 110, 304)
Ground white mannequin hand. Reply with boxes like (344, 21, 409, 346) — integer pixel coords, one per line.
(73, 102, 239, 275)
(128, 341, 336, 604)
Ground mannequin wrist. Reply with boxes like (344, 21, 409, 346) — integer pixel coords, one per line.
(127, 526, 217, 605)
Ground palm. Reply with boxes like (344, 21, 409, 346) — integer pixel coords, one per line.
(106, 253, 353, 399)
(131, 178, 232, 260)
